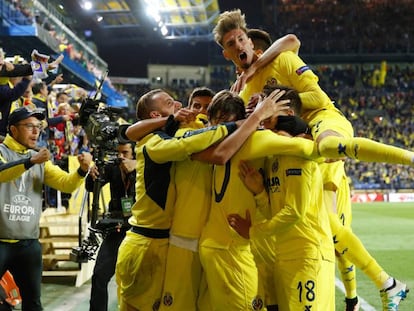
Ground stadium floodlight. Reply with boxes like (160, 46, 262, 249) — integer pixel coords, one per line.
(145, 0, 161, 21)
(146, 7, 161, 23)
(161, 25, 168, 36)
(82, 1, 93, 11)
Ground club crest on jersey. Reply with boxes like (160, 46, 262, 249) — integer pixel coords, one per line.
(272, 159, 279, 173)
(265, 77, 279, 87)
(295, 65, 310, 75)
(251, 296, 264, 310)
(162, 292, 173, 306)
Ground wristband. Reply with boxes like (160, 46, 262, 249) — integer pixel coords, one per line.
(77, 167, 89, 177)
(24, 157, 35, 169)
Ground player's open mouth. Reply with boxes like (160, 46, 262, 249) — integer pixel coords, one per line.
(239, 52, 247, 61)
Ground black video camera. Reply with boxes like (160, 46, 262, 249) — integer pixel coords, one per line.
(78, 98, 131, 153)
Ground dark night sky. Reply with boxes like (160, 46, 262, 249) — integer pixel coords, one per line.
(98, 1, 261, 78)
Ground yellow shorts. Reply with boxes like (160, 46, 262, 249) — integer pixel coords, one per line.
(200, 245, 265, 311)
(159, 243, 202, 311)
(319, 159, 352, 225)
(116, 231, 168, 311)
(274, 256, 335, 311)
(251, 235, 277, 306)
(308, 108, 354, 140)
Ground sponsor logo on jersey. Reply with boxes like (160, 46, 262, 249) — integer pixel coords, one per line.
(286, 168, 302, 176)
(265, 176, 280, 193)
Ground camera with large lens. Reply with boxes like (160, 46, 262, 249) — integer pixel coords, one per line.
(70, 98, 131, 263)
(78, 98, 130, 154)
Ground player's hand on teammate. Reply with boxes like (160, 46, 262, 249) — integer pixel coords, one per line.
(174, 108, 197, 124)
(253, 88, 290, 122)
(238, 160, 264, 195)
(227, 210, 252, 239)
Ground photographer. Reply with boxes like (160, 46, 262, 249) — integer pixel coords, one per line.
(86, 142, 136, 311)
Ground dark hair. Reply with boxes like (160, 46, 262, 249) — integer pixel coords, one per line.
(31, 82, 46, 95)
(262, 85, 302, 115)
(247, 28, 272, 52)
(207, 90, 246, 123)
(119, 141, 136, 158)
(188, 87, 215, 107)
(56, 92, 69, 100)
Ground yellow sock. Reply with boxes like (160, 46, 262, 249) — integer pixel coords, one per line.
(329, 213, 390, 289)
(318, 136, 414, 165)
(337, 256, 357, 298)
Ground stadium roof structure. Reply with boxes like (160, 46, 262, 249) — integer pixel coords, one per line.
(60, 0, 221, 45)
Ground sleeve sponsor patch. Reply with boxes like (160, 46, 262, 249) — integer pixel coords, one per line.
(286, 168, 302, 176)
(295, 65, 310, 75)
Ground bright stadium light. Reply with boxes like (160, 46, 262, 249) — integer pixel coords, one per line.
(160, 25, 168, 36)
(145, 0, 161, 21)
(146, 7, 161, 23)
(82, 1, 93, 11)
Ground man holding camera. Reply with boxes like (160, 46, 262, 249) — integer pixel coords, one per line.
(86, 142, 136, 311)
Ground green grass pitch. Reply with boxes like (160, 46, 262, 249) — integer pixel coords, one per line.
(335, 202, 414, 310)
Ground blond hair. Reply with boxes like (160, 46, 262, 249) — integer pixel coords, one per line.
(213, 9, 248, 47)
(57, 103, 72, 115)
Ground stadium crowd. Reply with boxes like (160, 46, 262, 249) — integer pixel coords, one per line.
(262, 0, 414, 54)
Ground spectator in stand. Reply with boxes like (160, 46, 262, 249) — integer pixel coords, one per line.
(0, 50, 32, 140)
(51, 103, 75, 160)
(31, 81, 70, 148)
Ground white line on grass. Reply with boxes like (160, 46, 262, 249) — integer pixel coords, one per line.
(335, 277, 377, 311)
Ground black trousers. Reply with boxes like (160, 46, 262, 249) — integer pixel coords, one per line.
(89, 229, 126, 311)
(0, 240, 43, 311)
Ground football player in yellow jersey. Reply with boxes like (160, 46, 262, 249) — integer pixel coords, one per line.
(213, 9, 409, 311)
(244, 28, 297, 311)
(228, 86, 335, 311)
(263, 85, 408, 311)
(233, 155, 335, 311)
(158, 87, 215, 311)
(245, 28, 358, 310)
(191, 90, 330, 310)
(116, 89, 238, 311)
(117, 88, 289, 311)
(215, 10, 414, 168)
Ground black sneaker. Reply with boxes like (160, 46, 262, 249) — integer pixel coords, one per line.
(345, 296, 360, 311)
